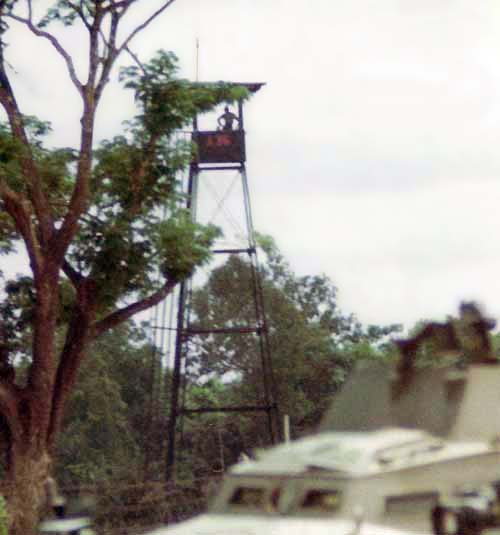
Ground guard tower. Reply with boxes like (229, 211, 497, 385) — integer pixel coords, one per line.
(165, 83, 280, 479)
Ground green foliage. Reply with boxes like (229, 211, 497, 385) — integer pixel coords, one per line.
(0, 51, 234, 360)
(0, 276, 36, 361)
(120, 50, 249, 137)
(50, 237, 400, 484)
(491, 332, 500, 358)
(38, 2, 80, 28)
(155, 213, 221, 283)
(0, 48, 242, 282)
(0, 123, 26, 194)
(188, 237, 401, 440)
(55, 324, 153, 485)
(55, 52, 238, 308)
(49, 235, 402, 488)
(0, 495, 7, 535)
(0, 210, 16, 255)
(0, 3, 251, 532)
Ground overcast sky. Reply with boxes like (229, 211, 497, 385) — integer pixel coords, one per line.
(5, 0, 500, 330)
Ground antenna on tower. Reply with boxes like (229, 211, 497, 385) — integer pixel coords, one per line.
(195, 38, 200, 82)
(195, 0, 201, 82)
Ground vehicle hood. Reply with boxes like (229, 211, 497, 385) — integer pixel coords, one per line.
(144, 513, 428, 535)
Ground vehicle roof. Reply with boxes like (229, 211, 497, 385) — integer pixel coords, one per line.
(231, 427, 491, 477)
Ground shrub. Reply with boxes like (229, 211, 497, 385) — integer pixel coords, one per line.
(0, 495, 8, 535)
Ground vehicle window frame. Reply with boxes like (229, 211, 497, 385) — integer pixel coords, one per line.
(285, 477, 346, 517)
(210, 476, 285, 515)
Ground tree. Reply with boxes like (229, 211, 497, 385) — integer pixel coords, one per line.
(0, 2, 248, 532)
(187, 236, 400, 442)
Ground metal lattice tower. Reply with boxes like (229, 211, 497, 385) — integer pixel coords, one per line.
(165, 83, 280, 480)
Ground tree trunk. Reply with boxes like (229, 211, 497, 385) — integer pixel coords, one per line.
(4, 441, 51, 535)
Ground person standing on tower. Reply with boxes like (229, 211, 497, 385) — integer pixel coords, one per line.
(217, 106, 239, 131)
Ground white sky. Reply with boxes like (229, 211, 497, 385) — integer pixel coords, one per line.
(5, 0, 500, 330)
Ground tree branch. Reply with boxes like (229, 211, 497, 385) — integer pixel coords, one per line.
(62, 259, 84, 287)
(65, 0, 92, 31)
(5, 12, 83, 95)
(123, 44, 147, 75)
(95, 5, 147, 98)
(0, 381, 22, 442)
(128, 131, 162, 213)
(48, 12, 103, 264)
(117, 0, 177, 54)
(0, 57, 54, 246)
(94, 5, 121, 101)
(0, 180, 43, 276)
(92, 278, 177, 338)
(47, 305, 92, 447)
(85, 4, 103, 90)
(104, 1, 135, 15)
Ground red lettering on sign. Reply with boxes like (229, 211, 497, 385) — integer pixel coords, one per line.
(216, 134, 232, 147)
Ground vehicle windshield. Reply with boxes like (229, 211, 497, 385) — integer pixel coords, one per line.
(216, 477, 343, 516)
(227, 485, 281, 513)
(297, 489, 342, 514)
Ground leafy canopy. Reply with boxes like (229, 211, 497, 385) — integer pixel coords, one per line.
(187, 235, 401, 432)
(0, 50, 249, 350)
